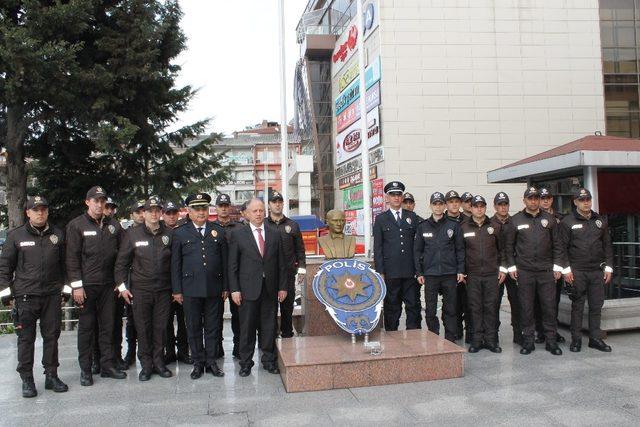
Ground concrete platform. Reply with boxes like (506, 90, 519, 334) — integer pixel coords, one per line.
(277, 329, 465, 392)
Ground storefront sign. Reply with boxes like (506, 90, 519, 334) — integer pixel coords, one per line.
(343, 184, 364, 210)
(338, 166, 377, 190)
(371, 178, 385, 220)
(334, 57, 381, 116)
(335, 146, 385, 179)
(332, 20, 358, 77)
(336, 82, 380, 133)
(344, 210, 358, 236)
(363, 0, 379, 40)
(338, 60, 360, 93)
(336, 106, 381, 165)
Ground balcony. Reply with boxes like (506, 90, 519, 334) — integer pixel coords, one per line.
(299, 25, 337, 58)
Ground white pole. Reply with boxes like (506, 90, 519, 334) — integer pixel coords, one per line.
(264, 152, 269, 207)
(278, 0, 289, 216)
(356, 0, 372, 256)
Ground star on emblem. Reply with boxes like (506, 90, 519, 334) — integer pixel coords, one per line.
(329, 272, 370, 302)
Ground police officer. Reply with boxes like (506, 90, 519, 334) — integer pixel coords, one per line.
(491, 192, 522, 344)
(461, 195, 507, 353)
(163, 201, 192, 365)
(0, 196, 69, 398)
(104, 197, 118, 219)
(171, 193, 227, 379)
(213, 193, 243, 359)
(373, 181, 421, 331)
(130, 200, 145, 226)
(444, 190, 470, 342)
(115, 197, 174, 381)
(266, 191, 306, 339)
(461, 192, 474, 218)
(414, 192, 465, 341)
(534, 187, 566, 344)
(559, 188, 614, 353)
(504, 186, 564, 356)
(402, 192, 423, 222)
(66, 186, 127, 385)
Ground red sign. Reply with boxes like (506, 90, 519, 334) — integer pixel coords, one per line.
(332, 26, 358, 64)
(371, 178, 385, 221)
(344, 210, 358, 236)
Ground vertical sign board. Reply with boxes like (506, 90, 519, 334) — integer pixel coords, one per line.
(335, 106, 381, 166)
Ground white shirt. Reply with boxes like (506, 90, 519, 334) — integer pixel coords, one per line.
(193, 222, 206, 236)
(249, 222, 265, 254)
(389, 208, 403, 222)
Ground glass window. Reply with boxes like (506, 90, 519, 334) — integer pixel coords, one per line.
(601, 0, 635, 20)
(235, 190, 254, 202)
(602, 48, 637, 73)
(604, 84, 640, 110)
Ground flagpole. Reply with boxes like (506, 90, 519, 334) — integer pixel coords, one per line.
(277, 0, 289, 216)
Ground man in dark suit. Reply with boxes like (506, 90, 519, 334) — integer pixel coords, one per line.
(171, 193, 228, 379)
(373, 181, 421, 331)
(228, 198, 287, 377)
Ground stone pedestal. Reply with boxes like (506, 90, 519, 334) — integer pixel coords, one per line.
(277, 329, 465, 392)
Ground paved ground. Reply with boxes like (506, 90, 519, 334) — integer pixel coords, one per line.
(1, 308, 640, 426)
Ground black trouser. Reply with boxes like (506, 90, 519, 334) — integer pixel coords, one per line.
(166, 301, 189, 357)
(456, 282, 471, 339)
(278, 272, 296, 338)
(518, 270, 557, 345)
(132, 289, 172, 371)
(238, 284, 278, 369)
(467, 274, 500, 346)
(78, 286, 115, 372)
(183, 295, 221, 369)
(569, 269, 605, 341)
(15, 294, 62, 379)
(534, 279, 562, 337)
(383, 277, 422, 331)
(496, 276, 522, 342)
(424, 275, 458, 341)
(93, 291, 122, 364)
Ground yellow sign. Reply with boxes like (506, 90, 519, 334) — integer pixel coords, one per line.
(338, 60, 360, 93)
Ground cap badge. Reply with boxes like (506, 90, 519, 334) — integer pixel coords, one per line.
(196, 194, 203, 200)
(162, 235, 169, 245)
(34, 196, 41, 202)
(541, 219, 549, 228)
(529, 187, 535, 192)
(447, 229, 454, 239)
(487, 227, 494, 235)
(596, 219, 602, 228)
(393, 182, 398, 187)
(97, 187, 103, 193)
(108, 225, 116, 234)
(49, 235, 58, 245)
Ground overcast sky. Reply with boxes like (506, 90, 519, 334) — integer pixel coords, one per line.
(174, 0, 308, 136)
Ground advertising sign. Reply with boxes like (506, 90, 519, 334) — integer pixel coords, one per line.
(336, 106, 381, 165)
(371, 178, 385, 221)
(335, 146, 384, 179)
(334, 56, 380, 116)
(336, 82, 380, 133)
(343, 184, 364, 210)
(337, 166, 377, 190)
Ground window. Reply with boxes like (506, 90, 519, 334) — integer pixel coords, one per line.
(256, 170, 277, 181)
(256, 150, 281, 164)
(234, 171, 253, 183)
(235, 190, 254, 202)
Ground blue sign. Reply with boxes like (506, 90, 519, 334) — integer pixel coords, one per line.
(312, 259, 386, 335)
(334, 57, 381, 115)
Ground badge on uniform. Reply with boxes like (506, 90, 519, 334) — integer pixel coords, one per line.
(211, 229, 218, 238)
(50, 235, 59, 245)
(447, 229, 454, 239)
(541, 219, 549, 228)
(487, 227, 494, 235)
(285, 225, 292, 234)
(406, 217, 412, 225)
(162, 236, 169, 246)
(596, 220, 602, 228)
(556, 218, 560, 224)
(108, 225, 116, 234)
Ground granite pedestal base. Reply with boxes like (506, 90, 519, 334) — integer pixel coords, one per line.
(277, 329, 465, 393)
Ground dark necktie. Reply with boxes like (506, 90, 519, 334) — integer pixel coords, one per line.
(197, 227, 204, 237)
(396, 211, 401, 224)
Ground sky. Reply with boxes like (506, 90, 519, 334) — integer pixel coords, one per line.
(174, 0, 308, 136)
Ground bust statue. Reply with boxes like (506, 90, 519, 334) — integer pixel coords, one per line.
(318, 209, 356, 259)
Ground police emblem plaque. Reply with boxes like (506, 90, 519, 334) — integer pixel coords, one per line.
(312, 259, 385, 336)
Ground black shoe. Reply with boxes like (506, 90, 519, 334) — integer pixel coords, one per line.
(80, 371, 93, 387)
(206, 363, 224, 377)
(239, 367, 251, 377)
(485, 344, 503, 353)
(91, 360, 101, 375)
(280, 333, 294, 339)
(232, 346, 240, 360)
(545, 343, 563, 356)
(101, 367, 127, 379)
(520, 343, 535, 355)
(263, 364, 280, 375)
(177, 353, 193, 365)
(190, 365, 204, 380)
(588, 338, 612, 352)
(123, 350, 136, 368)
(114, 358, 128, 371)
(468, 345, 480, 353)
(556, 333, 566, 343)
(154, 367, 173, 378)
(164, 352, 177, 365)
(534, 335, 545, 344)
(45, 374, 69, 393)
(138, 370, 152, 382)
(570, 338, 582, 352)
(22, 377, 37, 398)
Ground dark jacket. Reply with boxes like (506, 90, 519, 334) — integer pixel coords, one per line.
(227, 223, 287, 301)
(171, 221, 228, 298)
(461, 216, 506, 276)
(445, 211, 468, 224)
(0, 222, 65, 297)
(558, 210, 614, 272)
(214, 219, 244, 242)
(503, 209, 562, 272)
(66, 213, 123, 288)
(267, 215, 306, 275)
(373, 209, 419, 278)
(114, 223, 173, 292)
(413, 215, 465, 277)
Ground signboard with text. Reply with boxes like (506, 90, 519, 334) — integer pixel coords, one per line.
(336, 106, 381, 165)
(336, 82, 380, 133)
(334, 57, 381, 116)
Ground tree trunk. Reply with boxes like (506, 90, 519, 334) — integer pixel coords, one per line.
(6, 106, 27, 229)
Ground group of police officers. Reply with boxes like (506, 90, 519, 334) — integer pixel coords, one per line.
(0, 180, 614, 398)
(0, 187, 305, 398)
(374, 181, 613, 357)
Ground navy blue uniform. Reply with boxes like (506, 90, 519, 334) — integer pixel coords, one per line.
(171, 221, 228, 369)
(414, 215, 465, 341)
(373, 209, 421, 330)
